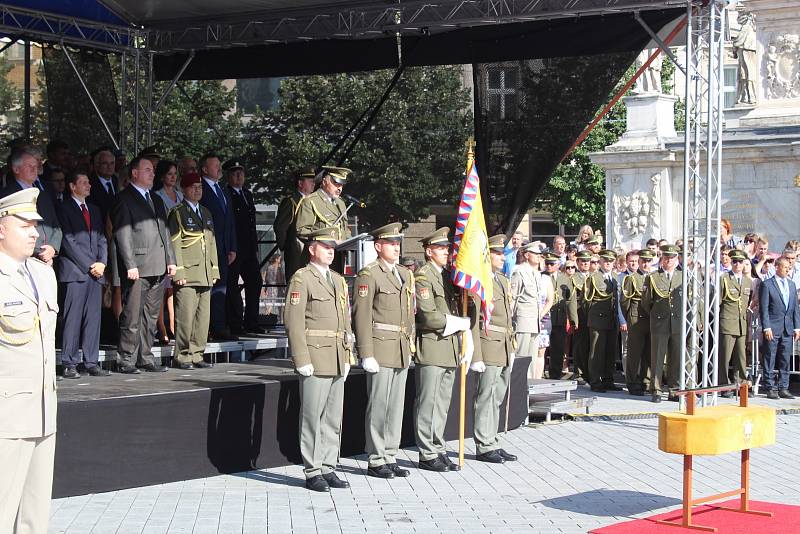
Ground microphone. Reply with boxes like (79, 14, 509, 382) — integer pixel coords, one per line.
(343, 193, 366, 208)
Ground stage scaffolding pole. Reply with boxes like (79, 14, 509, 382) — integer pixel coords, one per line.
(679, 0, 725, 407)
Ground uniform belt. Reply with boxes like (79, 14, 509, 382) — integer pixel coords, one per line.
(306, 329, 347, 338)
(486, 324, 510, 334)
(373, 322, 402, 332)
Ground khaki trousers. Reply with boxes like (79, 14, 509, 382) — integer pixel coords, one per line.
(473, 365, 510, 454)
(365, 367, 408, 467)
(719, 334, 748, 385)
(515, 332, 539, 358)
(0, 433, 56, 534)
(299, 375, 344, 479)
(414, 364, 456, 461)
(173, 285, 211, 364)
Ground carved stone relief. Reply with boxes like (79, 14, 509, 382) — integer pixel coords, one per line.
(765, 33, 800, 100)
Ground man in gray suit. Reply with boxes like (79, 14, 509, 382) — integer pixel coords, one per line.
(112, 157, 176, 374)
(1, 148, 62, 266)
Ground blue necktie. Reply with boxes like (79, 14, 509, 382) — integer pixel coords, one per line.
(214, 183, 227, 212)
(779, 278, 789, 308)
(34, 179, 44, 191)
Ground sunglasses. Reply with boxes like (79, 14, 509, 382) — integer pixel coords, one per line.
(590, 260, 598, 264)
(565, 266, 576, 270)
(731, 259, 744, 264)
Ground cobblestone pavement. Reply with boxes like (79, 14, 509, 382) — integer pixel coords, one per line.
(49, 411, 800, 534)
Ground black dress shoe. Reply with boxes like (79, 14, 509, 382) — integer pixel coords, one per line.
(194, 361, 212, 368)
(140, 363, 168, 373)
(367, 464, 395, 479)
(477, 450, 505, 464)
(87, 367, 110, 377)
(322, 472, 350, 488)
(63, 367, 80, 379)
(387, 463, 410, 477)
(590, 385, 606, 393)
(720, 390, 733, 398)
(119, 366, 141, 374)
(175, 362, 195, 370)
(305, 475, 330, 492)
(498, 449, 517, 462)
(667, 394, 680, 402)
(418, 457, 449, 472)
(604, 384, 623, 391)
(212, 329, 239, 341)
(439, 453, 461, 471)
(651, 394, 662, 403)
(766, 390, 780, 400)
(778, 390, 796, 399)
(245, 325, 267, 335)
(576, 377, 587, 386)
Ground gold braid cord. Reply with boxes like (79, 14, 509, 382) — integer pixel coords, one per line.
(646, 273, 672, 299)
(585, 276, 612, 302)
(622, 274, 642, 300)
(0, 314, 40, 346)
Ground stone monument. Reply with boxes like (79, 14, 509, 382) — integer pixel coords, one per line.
(593, 0, 800, 251)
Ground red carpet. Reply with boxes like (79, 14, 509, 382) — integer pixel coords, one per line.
(589, 500, 800, 534)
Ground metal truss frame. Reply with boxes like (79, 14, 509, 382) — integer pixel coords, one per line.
(147, 0, 685, 52)
(680, 0, 726, 405)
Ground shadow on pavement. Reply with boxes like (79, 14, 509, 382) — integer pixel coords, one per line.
(538, 489, 681, 517)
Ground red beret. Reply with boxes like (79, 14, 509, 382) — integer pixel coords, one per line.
(181, 172, 201, 189)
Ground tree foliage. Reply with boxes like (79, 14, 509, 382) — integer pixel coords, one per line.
(241, 67, 472, 226)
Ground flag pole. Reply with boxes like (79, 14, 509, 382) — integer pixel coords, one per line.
(458, 137, 476, 468)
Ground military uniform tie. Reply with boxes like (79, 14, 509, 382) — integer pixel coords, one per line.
(19, 264, 38, 303)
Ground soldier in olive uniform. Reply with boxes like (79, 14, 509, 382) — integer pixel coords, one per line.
(470, 235, 518, 464)
(621, 250, 650, 396)
(414, 227, 476, 472)
(544, 253, 578, 380)
(274, 166, 316, 280)
(353, 223, 415, 479)
(571, 250, 593, 384)
(284, 226, 355, 492)
(294, 166, 352, 271)
(0, 189, 59, 534)
(586, 249, 625, 392)
(641, 244, 683, 402)
(168, 173, 219, 369)
(717, 249, 752, 396)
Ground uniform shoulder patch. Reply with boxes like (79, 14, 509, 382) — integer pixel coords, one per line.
(418, 286, 430, 299)
(289, 291, 301, 305)
(358, 284, 369, 297)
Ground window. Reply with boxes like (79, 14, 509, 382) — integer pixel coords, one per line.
(487, 67, 519, 120)
(723, 65, 737, 108)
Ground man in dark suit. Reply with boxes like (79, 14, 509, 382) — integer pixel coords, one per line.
(57, 171, 110, 378)
(112, 157, 176, 374)
(199, 153, 238, 340)
(1, 147, 62, 266)
(224, 158, 264, 335)
(87, 147, 119, 225)
(759, 257, 800, 399)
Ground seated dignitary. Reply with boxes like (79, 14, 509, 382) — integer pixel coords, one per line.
(112, 157, 176, 374)
(57, 172, 109, 378)
(284, 227, 355, 492)
(168, 173, 218, 370)
(353, 223, 415, 479)
(414, 227, 476, 472)
(0, 189, 59, 534)
(470, 235, 518, 464)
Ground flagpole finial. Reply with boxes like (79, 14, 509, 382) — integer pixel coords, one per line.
(465, 136, 476, 173)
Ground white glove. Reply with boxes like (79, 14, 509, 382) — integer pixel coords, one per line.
(343, 363, 351, 379)
(459, 332, 474, 366)
(296, 363, 314, 377)
(509, 352, 516, 370)
(470, 361, 486, 373)
(361, 357, 380, 373)
(443, 314, 471, 336)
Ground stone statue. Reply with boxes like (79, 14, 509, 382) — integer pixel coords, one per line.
(633, 48, 663, 94)
(765, 34, 800, 100)
(732, 11, 757, 105)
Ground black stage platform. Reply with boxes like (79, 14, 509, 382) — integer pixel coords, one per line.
(54, 357, 531, 498)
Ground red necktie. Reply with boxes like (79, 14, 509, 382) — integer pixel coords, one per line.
(81, 203, 91, 231)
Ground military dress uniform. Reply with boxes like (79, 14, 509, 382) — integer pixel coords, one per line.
(544, 253, 578, 380)
(571, 250, 593, 383)
(284, 227, 354, 492)
(0, 189, 59, 534)
(510, 243, 547, 358)
(274, 167, 315, 280)
(641, 246, 683, 400)
(718, 250, 752, 389)
(472, 235, 517, 463)
(168, 193, 220, 368)
(294, 167, 352, 271)
(620, 256, 651, 395)
(352, 223, 415, 478)
(585, 250, 621, 391)
(413, 227, 476, 472)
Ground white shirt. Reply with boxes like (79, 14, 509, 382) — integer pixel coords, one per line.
(98, 176, 115, 194)
(129, 182, 150, 201)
